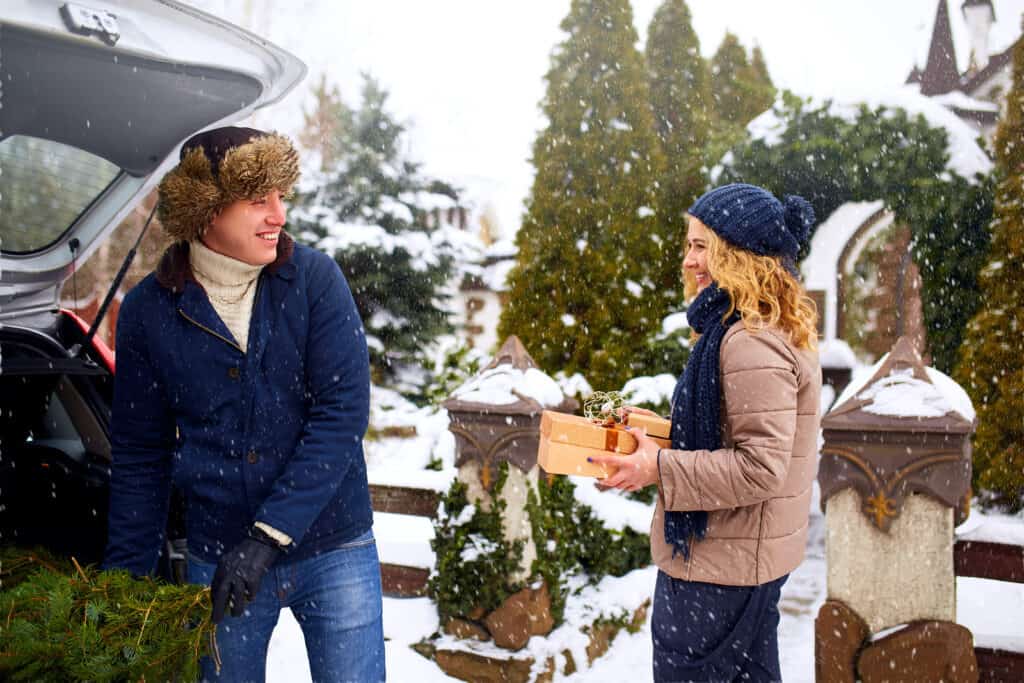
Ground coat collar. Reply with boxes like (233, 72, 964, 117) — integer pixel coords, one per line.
(155, 231, 296, 292)
(157, 232, 295, 353)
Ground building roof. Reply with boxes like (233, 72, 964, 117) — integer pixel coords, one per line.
(917, 0, 962, 95)
(962, 35, 1021, 94)
(904, 0, 1019, 111)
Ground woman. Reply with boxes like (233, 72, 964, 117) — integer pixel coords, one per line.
(590, 183, 822, 682)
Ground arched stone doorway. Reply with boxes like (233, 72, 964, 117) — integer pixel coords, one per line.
(803, 201, 927, 360)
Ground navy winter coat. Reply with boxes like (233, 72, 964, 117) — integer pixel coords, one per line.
(104, 234, 372, 575)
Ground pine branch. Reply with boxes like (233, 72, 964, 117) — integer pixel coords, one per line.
(0, 547, 216, 682)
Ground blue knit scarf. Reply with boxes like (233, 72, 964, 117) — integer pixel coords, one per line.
(665, 283, 740, 558)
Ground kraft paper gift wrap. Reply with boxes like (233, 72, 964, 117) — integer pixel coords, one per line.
(538, 410, 671, 477)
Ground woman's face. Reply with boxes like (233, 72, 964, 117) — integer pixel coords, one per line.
(683, 216, 712, 292)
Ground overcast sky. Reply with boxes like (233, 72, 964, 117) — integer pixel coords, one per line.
(189, 0, 1024, 238)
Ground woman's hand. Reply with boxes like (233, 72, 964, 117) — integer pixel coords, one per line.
(589, 426, 661, 492)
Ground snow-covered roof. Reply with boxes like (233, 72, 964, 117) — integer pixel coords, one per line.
(932, 90, 1001, 112)
(746, 86, 994, 181)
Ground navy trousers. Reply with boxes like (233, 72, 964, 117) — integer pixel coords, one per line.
(652, 570, 788, 682)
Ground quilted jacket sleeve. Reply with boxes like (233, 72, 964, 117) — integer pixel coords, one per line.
(253, 250, 370, 545)
(103, 285, 176, 575)
(658, 327, 800, 512)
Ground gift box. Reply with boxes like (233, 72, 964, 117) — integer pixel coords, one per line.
(623, 412, 671, 440)
(537, 411, 671, 478)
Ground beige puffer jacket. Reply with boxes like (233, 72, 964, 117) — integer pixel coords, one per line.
(651, 321, 821, 586)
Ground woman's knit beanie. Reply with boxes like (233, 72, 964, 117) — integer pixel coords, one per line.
(687, 183, 816, 266)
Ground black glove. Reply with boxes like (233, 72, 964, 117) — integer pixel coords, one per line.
(210, 526, 283, 624)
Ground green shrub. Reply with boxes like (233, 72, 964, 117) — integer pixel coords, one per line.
(428, 467, 524, 621)
(526, 475, 650, 624)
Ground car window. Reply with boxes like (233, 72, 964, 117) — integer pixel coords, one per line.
(0, 135, 120, 254)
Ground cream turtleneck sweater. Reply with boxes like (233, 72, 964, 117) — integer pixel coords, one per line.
(188, 240, 293, 548)
(189, 240, 263, 353)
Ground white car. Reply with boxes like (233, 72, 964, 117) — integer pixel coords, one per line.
(0, 0, 305, 577)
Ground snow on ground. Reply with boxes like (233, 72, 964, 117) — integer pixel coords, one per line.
(428, 568, 658, 680)
(262, 483, 829, 682)
(262, 379, 1023, 681)
(263, 484, 1023, 683)
(365, 386, 456, 491)
(266, 596, 460, 683)
(568, 476, 654, 535)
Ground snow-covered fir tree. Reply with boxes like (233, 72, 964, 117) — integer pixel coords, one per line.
(498, 0, 671, 391)
(290, 75, 461, 386)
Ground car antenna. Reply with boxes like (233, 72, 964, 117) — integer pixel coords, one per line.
(69, 202, 159, 360)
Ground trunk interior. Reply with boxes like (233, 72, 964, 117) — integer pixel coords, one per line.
(1, 313, 185, 577)
(1, 315, 113, 565)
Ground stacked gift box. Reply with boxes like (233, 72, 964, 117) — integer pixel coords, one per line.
(537, 411, 672, 477)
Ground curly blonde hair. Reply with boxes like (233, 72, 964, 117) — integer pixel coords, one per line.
(683, 223, 818, 351)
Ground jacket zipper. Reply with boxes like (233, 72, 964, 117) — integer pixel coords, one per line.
(177, 308, 244, 354)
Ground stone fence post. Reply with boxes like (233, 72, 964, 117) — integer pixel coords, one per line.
(442, 335, 576, 583)
(815, 337, 978, 682)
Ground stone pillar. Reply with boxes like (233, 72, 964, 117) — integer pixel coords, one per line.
(815, 337, 977, 682)
(442, 335, 576, 582)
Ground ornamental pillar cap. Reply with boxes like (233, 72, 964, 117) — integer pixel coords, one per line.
(818, 336, 975, 531)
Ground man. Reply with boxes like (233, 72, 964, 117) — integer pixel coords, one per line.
(104, 126, 385, 682)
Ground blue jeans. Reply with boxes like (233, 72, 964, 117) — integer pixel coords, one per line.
(188, 530, 385, 683)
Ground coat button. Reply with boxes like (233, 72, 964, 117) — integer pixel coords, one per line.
(247, 450, 259, 464)
(228, 367, 240, 379)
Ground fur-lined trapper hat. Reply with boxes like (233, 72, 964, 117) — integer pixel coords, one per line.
(157, 126, 300, 242)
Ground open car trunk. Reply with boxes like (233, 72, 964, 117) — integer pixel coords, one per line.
(0, 2, 305, 577)
(1, 316, 113, 565)
(0, 315, 187, 576)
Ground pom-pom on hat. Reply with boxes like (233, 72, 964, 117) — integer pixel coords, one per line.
(157, 126, 300, 242)
(687, 183, 815, 264)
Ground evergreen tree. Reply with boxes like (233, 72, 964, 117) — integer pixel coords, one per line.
(0, 548, 215, 682)
(710, 32, 749, 128)
(750, 45, 773, 95)
(497, 0, 669, 390)
(291, 75, 457, 386)
(708, 33, 776, 153)
(645, 0, 710, 271)
(954, 31, 1024, 511)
